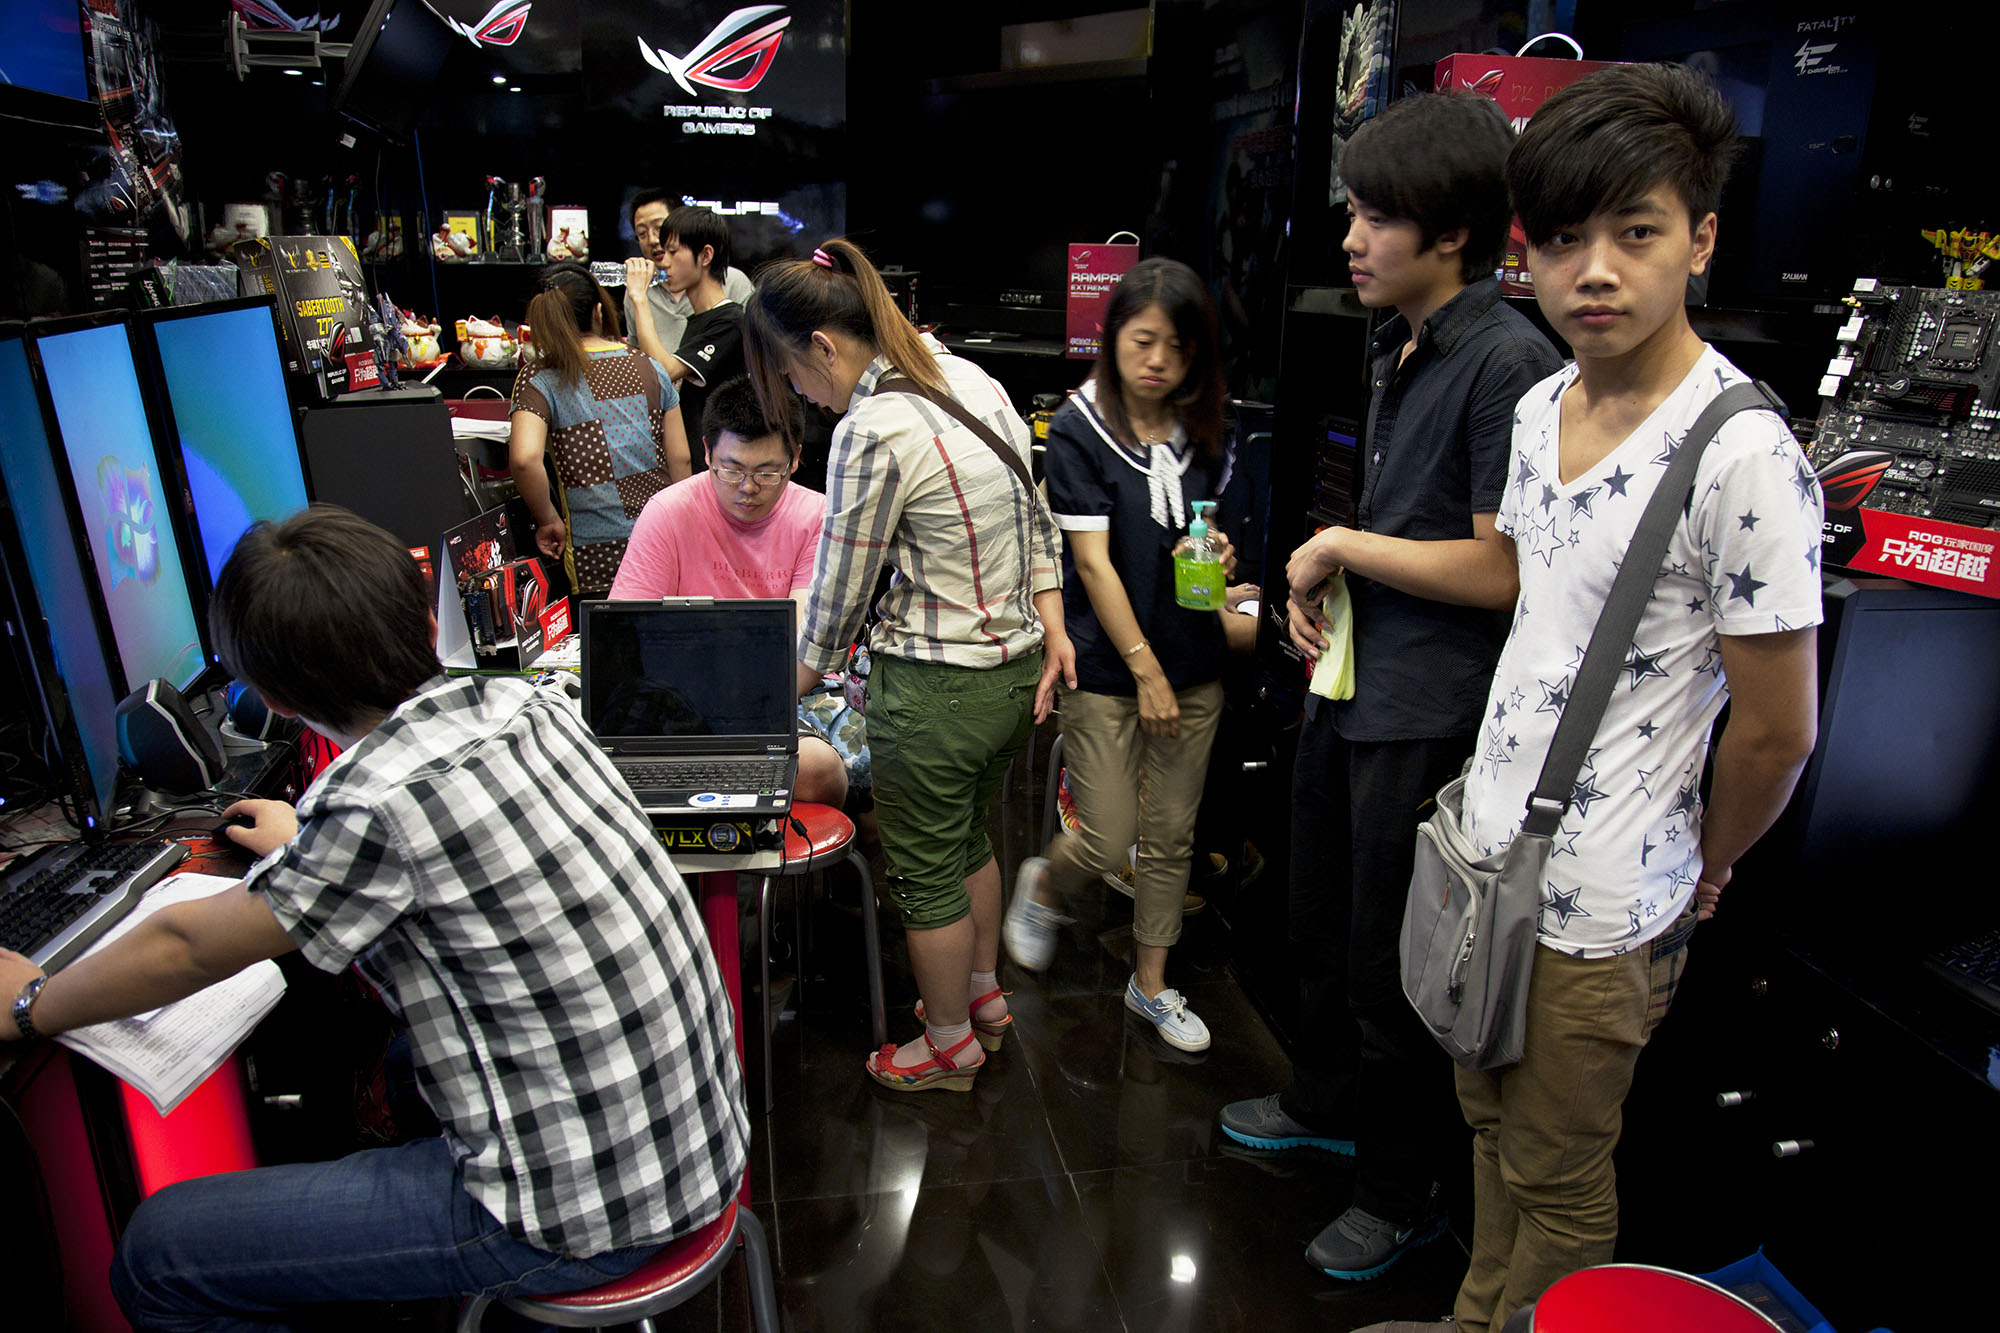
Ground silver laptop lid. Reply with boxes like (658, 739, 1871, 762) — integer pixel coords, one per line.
(580, 598, 798, 757)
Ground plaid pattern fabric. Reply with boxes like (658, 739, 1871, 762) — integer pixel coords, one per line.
(514, 349, 681, 592)
(800, 338, 1063, 673)
(244, 675, 747, 1256)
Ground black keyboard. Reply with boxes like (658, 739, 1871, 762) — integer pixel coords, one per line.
(1921, 928, 2000, 1019)
(616, 759, 787, 791)
(0, 840, 189, 972)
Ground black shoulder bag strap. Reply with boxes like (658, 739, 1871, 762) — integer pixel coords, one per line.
(873, 375, 1036, 495)
(1520, 379, 1788, 837)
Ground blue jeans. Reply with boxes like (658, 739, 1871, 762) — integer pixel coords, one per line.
(110, 1136, 657, 1332)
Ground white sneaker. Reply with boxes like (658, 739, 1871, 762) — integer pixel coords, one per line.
(1004, 857, 1071, 971)
(1124, 975, 1211, 1052)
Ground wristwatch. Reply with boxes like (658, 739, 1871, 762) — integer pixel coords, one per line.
(12, 975, 48, 1041)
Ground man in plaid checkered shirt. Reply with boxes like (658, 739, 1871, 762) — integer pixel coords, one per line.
(0, 506, 748, 1330)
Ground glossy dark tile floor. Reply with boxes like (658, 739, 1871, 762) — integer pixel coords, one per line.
(666, 741, 1474, 1332)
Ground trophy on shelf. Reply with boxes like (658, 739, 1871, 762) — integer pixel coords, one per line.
(484, 175, 547, 264)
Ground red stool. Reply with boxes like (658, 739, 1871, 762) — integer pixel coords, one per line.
(754, 802, 887, 1115)
(455, 1198, 778, 1332)
(1532, 1264, 1782, 1332)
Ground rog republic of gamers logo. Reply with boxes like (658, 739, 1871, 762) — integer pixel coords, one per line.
(639, 5, 793, 96)
(424, 1, 533, 48)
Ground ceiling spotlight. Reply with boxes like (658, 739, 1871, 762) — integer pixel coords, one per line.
(508, 85, 521, 92)
(282, 68, 303, 76)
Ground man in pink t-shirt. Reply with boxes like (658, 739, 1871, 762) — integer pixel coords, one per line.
(612, 377, 853, 805)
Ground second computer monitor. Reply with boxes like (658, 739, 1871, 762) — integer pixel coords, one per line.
(34, 317, 207, 695)
(140, 297, 309, 590)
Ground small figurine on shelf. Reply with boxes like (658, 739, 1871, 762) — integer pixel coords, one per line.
(400, 308, 442, 365)
(432, 223, 475, 262)
(546, 226, 579, 261)
(458, 315, 520, 369)
(363, 217, 404, 261)
(1920, 225, 2000, 290)
(370, 294, 408, 389)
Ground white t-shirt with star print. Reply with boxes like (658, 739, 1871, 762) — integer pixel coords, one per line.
(1462, 345, 1824, 958)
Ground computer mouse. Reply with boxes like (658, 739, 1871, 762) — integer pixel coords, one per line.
(210, 815, 257, 845)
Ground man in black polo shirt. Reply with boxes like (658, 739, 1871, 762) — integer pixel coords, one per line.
(1217, 94, 1560, 1281)
(630, 205, 744, 472)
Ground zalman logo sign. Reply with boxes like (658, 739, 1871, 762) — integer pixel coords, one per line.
(639, 5, 792, 97)
(434, 1, 533, 48)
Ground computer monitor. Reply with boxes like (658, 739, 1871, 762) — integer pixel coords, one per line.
(0, 330, 125, 829)
(331, 0, 456, 141)
(31, 316, 207, 696)
(137, 298, 308, 598)
(0, 0, 99, 136)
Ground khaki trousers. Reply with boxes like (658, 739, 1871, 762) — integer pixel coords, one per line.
(1046, 681, 1224, 948)
(1451, 908, 1696, 1332)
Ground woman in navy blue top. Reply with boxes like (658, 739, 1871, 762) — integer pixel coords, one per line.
(1003, 258, 1233, 1053)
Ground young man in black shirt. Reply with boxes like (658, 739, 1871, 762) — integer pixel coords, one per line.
(633, 205, 744, 472)
(1217, 93, 1561, 1281)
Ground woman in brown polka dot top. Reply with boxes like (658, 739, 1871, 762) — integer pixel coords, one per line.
(509, 260, 693, 594)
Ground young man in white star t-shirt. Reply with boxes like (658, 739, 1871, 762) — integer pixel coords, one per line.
(1362, 66, 1825, 1333)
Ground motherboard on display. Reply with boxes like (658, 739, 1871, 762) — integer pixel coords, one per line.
(1811, 283, 2000, 529)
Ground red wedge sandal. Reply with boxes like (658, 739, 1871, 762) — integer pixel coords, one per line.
(865, 1028, 984, 1092)
(912, 987, 1012, 1051)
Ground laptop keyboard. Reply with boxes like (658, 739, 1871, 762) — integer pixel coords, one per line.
(0, 840, 189, 972)
(1922, 928, 2000, 1019)
(616, 759, 788, 791)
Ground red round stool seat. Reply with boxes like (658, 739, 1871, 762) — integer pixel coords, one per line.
(782, 802, 857, 862)
(459, 1199, 779, 1331)
(1535, 1264, 1781, 1333)
(524, 1203, 738, 1315)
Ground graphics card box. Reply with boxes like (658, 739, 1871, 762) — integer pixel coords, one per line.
(436, 507, 572, 669)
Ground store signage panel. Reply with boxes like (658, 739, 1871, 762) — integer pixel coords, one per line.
(1066, 242, 1139, 360)
(1823, 509, 2000, 599)
(583, 1, 845, 132)
(422, 0, 581, 74)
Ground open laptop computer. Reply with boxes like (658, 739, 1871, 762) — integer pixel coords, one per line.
(580, 598, 799, 817)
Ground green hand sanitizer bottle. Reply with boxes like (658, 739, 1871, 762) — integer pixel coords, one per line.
(1173, 500, 1226, 610)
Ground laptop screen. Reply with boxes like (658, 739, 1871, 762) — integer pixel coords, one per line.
(583, 601, 795, 744)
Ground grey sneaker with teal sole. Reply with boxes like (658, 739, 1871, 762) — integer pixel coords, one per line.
(1217, 1093, 1355, 1155)
(1306, 1204, 1448, 1281)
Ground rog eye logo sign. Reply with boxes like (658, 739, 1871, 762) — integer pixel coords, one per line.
(434, 0, 532, 48)
(639, 5, 792, 97)
(1814, 449, 1893, 512)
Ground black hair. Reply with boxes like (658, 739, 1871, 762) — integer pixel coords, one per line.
(703, 375, 804, 459)
(209, 505, 438, 735)
(1507, 62, 1741, 248)
(1338, 92, 1516, 281)
(628, 187, 675, 235)
(526, 260, 621, 387)
(742, 237, 945, 451)
(663, 205, 731, 282)
(1091, 257, 1227, 461)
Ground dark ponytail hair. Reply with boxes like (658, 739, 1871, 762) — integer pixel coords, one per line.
(527, 259, 622, 386)
(1092, 257, 1227, 460)
(741, 237, 943, 451)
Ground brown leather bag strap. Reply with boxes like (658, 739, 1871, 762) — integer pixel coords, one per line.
(874, 375, 1035, 495)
